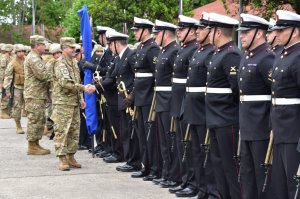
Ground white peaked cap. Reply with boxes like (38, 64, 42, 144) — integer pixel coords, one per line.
(106, 30, 129, 41)
(96, 26, 115, 34)
(196, 12, 210, 27)
(268, 18, 276, 31)
(154, 19, 178, 31)
(131, 17, 154, 30)
(178, 15, 199, 28)
(273, 10, 300, 30)
(237, 13, 270, 31)
(208, 13, 239, 28)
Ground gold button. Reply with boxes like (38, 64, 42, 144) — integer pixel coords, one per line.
(240, 78, 242, 81)
(273, 79, 275, 82)
(240, 90, 242, 93)
(272, 91, 274, 95)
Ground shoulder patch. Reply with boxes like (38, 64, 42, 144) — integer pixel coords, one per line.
(60, 67, 70, 79)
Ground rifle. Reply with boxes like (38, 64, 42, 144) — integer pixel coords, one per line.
(169, 116, 176, 152)
(117, 81, 134, 117)
(233, 134, 241, 182)
(261, 131, 274, 192)
(182, 124, 191, 162)
(146, 92, 156, 141)
(294, 164, 300, 199)
(130, 106, 138, 139)
(201, 129, 210, 168)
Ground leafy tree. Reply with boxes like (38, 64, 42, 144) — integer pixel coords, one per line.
(62, 0, 194, 43)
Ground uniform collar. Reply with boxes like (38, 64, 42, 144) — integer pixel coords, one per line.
(216, 41, 235, 53)
(281, 41, 300, 57)
(62, 54, 73, 64)
(181, 39, 197, 48)
(119, 47, 127, 59)
(199, 43, 213, 51)
(162, 40, 177, 52)
(247, 42, 269, 58)
(141, 38, 154, 48)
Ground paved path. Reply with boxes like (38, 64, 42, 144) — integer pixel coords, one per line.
(0, 118, 177, 199)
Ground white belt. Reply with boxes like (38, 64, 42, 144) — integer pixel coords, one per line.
(135, 72, 153, 77)
(240, 95, 271, 102)
(186, 87, 206, 93)
(272, 98, 300, 105)
(155, 86, 172, 91)
(206, 87, 232, 94)
(172, 78, 187, 84)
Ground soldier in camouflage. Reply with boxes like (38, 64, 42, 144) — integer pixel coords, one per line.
(3, 44, 26, 134)
(51, 37, 90, 171)
(0, 44, 14, 119)
(24, 35, 51, 155)
(44, 43, 62, 138)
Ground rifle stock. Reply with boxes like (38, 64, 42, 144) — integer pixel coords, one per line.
(261, 131, 274, 192)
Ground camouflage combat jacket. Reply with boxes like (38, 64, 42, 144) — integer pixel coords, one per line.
(0, 53, 12, 84)
(24, 50, 51, 99)
(52, 54, 84, 106)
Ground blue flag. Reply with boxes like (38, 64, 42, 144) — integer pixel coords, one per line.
(77, 5, 98, 135)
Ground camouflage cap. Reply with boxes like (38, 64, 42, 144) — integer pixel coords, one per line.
(25, 46, 31, 52)
(49, 43, 62, 54)
(60, 37, 76, 48)
(3, 44, 14, 52)
(93, 44, 104, 52)
(30, 35, 47, 45)
(14, 44, 25, 52)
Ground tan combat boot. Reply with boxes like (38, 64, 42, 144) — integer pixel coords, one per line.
(35, 140, 51, 154)
(27, 141, 50, 155)
(0, 108, 10, 119)
(67, 153, 82, 168)
(15, 119, 25, 134)
(58, 155, 70, 171)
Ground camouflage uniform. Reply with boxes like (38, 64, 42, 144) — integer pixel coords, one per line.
(51, 53, 84, 156)
(0, 48, 13, 112)
(24, 49, 51, 141)
(3, 55, 25, 120)
(44, 57, 56, 134)
(44, 43, 62, 138)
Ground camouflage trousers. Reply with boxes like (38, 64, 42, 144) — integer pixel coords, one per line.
(0, 88, 9, 110)
(51, 104, 80, 156)
(25, 98, 46, 141)
(11, 88, 24, 121)
(45, 93, 53, 130)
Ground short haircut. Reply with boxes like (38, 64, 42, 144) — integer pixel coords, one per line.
(116, 40, 128, 45)
(220, 27, 234, 37)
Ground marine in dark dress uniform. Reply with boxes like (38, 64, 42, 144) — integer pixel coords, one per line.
(269, 10, 300, 199)
(151, 19, 180, 188)
(168, 15, 199, 196)
(127, 17, 161, 180)
(205, 12, 242, 199)
(183, 12, 219, 199)
(237, 13, 275, 199)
